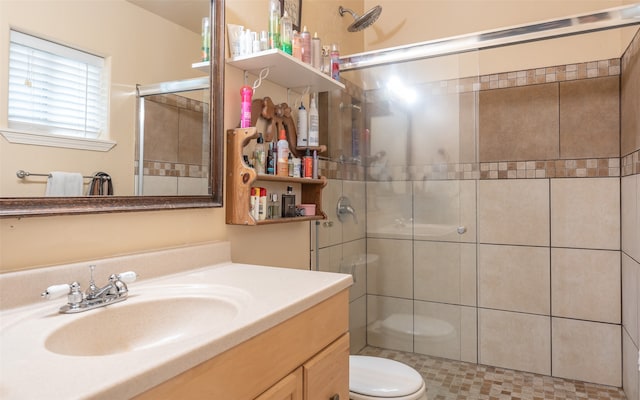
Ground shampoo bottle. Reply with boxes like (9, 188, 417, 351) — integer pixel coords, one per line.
(308, 96, 319, 147)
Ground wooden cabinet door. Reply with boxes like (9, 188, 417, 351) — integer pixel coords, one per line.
(303, 333, 350, 400)
(255, 367, 303, 400)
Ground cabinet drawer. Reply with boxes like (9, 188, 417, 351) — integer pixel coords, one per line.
(256, 367, 303, 400)
(304, 333, 350, 400)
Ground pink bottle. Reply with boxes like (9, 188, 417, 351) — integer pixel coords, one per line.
(240, 85, 253, 128)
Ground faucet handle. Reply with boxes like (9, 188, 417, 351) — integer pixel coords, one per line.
(41, 283, 71, 300)
(117, 271, 138, 283)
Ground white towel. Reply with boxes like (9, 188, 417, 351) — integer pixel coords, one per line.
(45, 171, 84, 196)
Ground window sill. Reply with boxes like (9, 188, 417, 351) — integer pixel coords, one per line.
(0, 129, 116, 152)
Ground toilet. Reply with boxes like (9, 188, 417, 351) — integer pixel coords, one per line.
(349, 355, 428, 400)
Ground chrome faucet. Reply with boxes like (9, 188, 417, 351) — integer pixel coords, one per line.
(336, 196, 358, 224)
(41, 265, 137, 314)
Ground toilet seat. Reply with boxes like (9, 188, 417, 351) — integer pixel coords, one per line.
(349, 355, 427, 399)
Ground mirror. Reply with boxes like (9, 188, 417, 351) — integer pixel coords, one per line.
(0, 0, 224, 216)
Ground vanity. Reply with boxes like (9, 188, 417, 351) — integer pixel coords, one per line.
(0, 242, 352, 399)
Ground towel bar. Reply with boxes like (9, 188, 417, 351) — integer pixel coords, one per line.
(16, 170, 110, 180)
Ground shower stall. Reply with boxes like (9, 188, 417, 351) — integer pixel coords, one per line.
(315, 2, 640, 394)
(135, 77, 210, 196)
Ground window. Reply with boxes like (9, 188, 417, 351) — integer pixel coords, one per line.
(8, 30, 107, 139)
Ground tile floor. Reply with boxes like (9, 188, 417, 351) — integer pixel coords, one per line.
(359, 346, 626, 400)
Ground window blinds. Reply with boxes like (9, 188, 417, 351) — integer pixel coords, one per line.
(8, 30, 107, 139)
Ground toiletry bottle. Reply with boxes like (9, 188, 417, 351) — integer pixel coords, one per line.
(312, 150, 318, 179)
(287, 152, 294, 177)
(201, 17, 210, 62)
(259, 188, 267, 220)
(268, 193, 280, 219)
(321, 45, 331, 75)
(251, 187, 260, 220)
(252, 31, 260, 54)
(254, 133, 266, 174)
(292, 31, 301, 60)
(308, 96, 319, 147)
(282, 186, 296, 218)
(330, 43, 340, 80)
(266, 142, 275, 175)
(260, 31, 269, 51)
(304, 148, 313, 178)
(293, 157, 301, 178)
(300, 27, 311, 64)
(311, 32, 321, 69)
(276, 128, 290, 176)
(268, 0, 280, 49)
(240, 85, 253, 128)
(280, 11, 293, 55)
(297, 101, 308, 147)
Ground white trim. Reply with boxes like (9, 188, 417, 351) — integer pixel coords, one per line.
(0, 128, 116, 152)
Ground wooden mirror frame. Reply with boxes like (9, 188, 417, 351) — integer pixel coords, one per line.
(0, 0, 224, 218)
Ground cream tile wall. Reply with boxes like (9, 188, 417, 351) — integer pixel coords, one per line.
(316, 178, 367, 353)
(479, 308, 551, 375)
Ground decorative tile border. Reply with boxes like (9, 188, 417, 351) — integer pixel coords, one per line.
(359, 158, 620, 181)
(622, 150, 640, 177)
(480, 158, 620, 179)
(135, 161, 208, 178)
(478, 59, 620, 91)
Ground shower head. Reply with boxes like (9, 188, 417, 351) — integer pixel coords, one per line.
(339, 5, 382, 32)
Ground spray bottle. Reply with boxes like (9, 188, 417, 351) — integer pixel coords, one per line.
(240, 85, 253, 128)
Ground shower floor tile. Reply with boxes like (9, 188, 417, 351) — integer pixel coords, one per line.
(358, 346, 626, 400)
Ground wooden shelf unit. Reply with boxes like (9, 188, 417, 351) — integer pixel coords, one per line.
(226, 127, 327, 226)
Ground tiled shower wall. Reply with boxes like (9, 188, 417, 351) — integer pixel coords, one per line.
(621, 30, 640, 400)
(135, 93, 210, 195)
(347, 31, 640, 391)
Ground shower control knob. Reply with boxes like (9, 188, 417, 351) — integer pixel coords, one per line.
(457, 226, 467, 235)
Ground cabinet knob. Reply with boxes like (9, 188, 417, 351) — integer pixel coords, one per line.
(329, 395, 340, 400)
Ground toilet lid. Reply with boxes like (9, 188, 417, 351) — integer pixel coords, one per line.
(350, 355, 424, 397)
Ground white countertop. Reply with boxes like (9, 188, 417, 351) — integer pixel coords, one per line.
(0, 261, 352, 399)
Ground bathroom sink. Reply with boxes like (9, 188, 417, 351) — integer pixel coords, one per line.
(44, 285, 247, 357)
